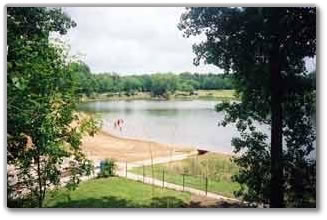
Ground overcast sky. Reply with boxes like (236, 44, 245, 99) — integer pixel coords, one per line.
(63, 7, 223, 75)
(63, 7, 316, 75)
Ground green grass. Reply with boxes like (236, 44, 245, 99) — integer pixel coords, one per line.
(44, 177, 191, 208)
(130, 153, 241, 198)
(81, 89, 237, 102)
(194, 89, 237, 100)
(173, 89, 238, 101)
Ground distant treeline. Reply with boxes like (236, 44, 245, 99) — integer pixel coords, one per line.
(70, 62, 234, 97)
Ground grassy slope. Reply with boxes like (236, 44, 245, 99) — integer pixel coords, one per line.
(130, 153, 241, 198)
(44, 177, 191, 208)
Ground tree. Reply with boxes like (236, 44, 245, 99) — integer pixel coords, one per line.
(139, 74, 153, 92)
(7, 7, 99, 207)
(179, 7, 316, 207)
(178, 82, 195, 93)
(69, 61, 95, 96)
(150, 74, 178, 98)
(122, 76, 142, 96)
(93, 73, 115, 94)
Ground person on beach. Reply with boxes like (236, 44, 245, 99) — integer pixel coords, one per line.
(114, 120, 117, 129)
(118, 119, 124, 132)
(114, 119, 124, 132)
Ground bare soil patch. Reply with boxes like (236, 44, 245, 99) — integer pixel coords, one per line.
(81, 130, 195, 162)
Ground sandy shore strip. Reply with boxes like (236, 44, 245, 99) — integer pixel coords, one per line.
(81, 130, 198, 162)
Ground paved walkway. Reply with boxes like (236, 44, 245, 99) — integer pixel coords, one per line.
(116, 152, 197, 169)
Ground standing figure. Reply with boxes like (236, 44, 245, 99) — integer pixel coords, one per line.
(118, 119, 124, 132)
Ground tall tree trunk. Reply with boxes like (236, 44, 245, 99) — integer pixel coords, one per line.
(270, 52, 284, 208)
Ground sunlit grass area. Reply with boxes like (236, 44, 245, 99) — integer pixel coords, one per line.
(130, 153, 241, 198)
(44, 177, 191, 208)
(195, 89, 237, 99)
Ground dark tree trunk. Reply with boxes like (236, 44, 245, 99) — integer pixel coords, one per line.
(270, 52, 284, 208)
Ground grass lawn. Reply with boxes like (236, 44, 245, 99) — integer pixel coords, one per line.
(194, 89, 237, 100)
(44, 177, 191, 208)
(130, 153, 241, 198)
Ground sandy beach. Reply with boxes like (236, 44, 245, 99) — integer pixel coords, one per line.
(81, 130, 197, 162)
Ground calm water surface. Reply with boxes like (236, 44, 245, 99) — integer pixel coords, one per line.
(78, 100, 270, 153)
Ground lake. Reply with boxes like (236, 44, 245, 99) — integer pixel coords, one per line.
(78, 99, 270, 153)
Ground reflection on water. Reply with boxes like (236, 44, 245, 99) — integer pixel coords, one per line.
(78, 100, 271, 153)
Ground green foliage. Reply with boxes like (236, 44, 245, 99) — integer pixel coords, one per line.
(121, 77, 142, 96)
(69, 61, 95, 96)
(179, 7, 316, 207)
(230, 123, 271, 205)
(215, 86, 316, 207)
(7, 7, 99, 207)
(149, 73, 177, 98)
(178, 82, 194, 93)
(68, 63, 235, 99)
(98, 159, 116, 178)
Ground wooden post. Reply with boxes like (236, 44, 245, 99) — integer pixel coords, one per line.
(202, 173, 205, 185)
(162, 169, 165, 188)
(143, 165, 145, 183)
(223, 162, 225, 173)
(182, 174, 185, 191)
(125, 161, 127, 178)
(205, 176, 208, 196)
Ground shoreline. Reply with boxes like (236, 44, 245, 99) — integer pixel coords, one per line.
(80, 96, 236, 103)
(104, 128, 235, 156)
(101, 129, 198, 151)
(79, 90, 238, 103)
(81, 128, 235, 163)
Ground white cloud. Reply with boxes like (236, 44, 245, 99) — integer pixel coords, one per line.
(63, 7, 222, 74)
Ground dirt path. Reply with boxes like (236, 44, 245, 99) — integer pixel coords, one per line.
(118, 152, 197, 169)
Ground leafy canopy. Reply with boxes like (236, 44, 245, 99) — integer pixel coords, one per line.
(179, 7, 316, 207)
(7, 7, 99, 208)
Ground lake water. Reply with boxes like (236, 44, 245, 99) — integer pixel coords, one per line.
(78, 100, 270, 153)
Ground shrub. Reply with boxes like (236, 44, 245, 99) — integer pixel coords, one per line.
(99, 159, 116, 178)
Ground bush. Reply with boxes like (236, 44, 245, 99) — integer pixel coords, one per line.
(99, 159, 116, 178)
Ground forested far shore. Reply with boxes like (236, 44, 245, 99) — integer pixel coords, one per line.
(70, 61, 315, 101)
(69, 62, 235, 99)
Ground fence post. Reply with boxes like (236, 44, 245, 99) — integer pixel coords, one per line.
(182, 174, 185, 191)
(162, 169, 165, 188)
(205, 176, 208, 196)
(143, 165, 145, 183)
(125, 161, 127, 178)
(202, 173, 205, 185)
